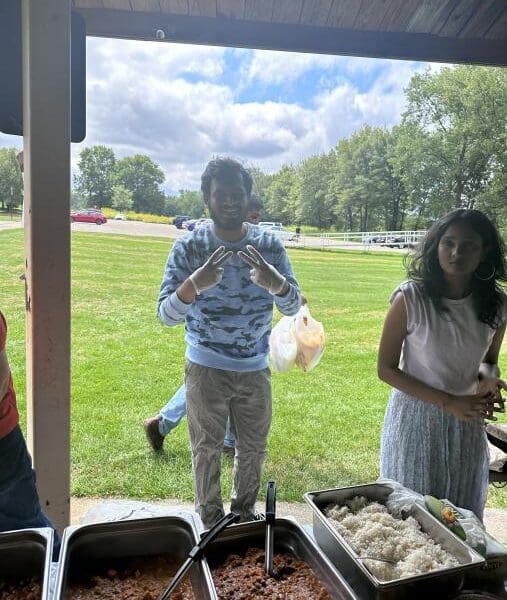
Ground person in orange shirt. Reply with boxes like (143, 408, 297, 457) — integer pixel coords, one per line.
(0, 309, 60, 558)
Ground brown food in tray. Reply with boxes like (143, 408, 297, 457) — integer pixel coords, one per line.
(0, 578, 41, 600)
(212, 547, 333, 599)
(68, 555, 194, 600)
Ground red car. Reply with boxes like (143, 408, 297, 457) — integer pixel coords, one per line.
(71, 209, 107, 225)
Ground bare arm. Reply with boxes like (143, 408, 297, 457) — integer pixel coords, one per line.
(377, 293, 494, 421)
(377, 293, 449, 408)
(477, 322, 506, 415)
(0, 350, 11, 401)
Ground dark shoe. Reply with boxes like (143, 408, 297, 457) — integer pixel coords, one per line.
(144, 416, 164, 451)
(222, 445, 235, 457)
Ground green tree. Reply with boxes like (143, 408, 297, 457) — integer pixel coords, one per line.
(111, 184, 133, 212)
(247, 167, 273, 206)
(330, 126, 406, 231)
(0, 148, 23, 212)
(113, 155, 165, 214)
(265, 165, 298, 224)
(402, 65, 507, 219)
(74, 145, 116, 208)
(172, 190, 205, 218)
(298, 154, 336, 230)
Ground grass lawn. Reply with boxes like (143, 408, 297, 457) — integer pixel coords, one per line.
(1, 229, 506, 508)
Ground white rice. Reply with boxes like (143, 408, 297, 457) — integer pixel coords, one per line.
(324, 496, 459, 581)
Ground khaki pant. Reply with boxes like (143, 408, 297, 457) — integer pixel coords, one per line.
(185, 360, 272, 529)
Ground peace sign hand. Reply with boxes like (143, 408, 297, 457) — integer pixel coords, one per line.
(238, 245, 287, 295)
(189, 246, 233, 295)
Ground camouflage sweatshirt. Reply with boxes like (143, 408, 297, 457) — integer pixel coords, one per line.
(158, 222, 301, 372)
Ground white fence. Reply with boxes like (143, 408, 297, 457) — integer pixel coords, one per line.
(285, 230, 427, 251)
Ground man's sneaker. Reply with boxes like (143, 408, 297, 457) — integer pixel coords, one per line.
(144, 416, 164, 451)
(222, 444, 235, 457)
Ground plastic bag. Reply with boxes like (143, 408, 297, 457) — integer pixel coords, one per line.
(269, 315, 298, 372)
(294, 305, 325, 372)
(379, 478, 488, 556)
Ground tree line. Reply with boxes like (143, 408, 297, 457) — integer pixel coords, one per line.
(1, 65, 505, 230)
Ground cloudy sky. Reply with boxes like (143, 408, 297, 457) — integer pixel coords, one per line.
(0, 38, 442, 193)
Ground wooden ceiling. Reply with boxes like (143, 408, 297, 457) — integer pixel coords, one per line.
(73, 0, 507, 65)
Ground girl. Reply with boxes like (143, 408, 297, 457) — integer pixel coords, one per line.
(378, 209, 507, 519)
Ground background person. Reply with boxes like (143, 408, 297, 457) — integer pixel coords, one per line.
(0, 309, 60, 559)
(158, 158, 301, 528)
(144, 195, 264, 453)
(378, 209, 507, 519)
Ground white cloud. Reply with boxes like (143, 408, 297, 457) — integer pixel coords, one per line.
(0, 38, 447, 192)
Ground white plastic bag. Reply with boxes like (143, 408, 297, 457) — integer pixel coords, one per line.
(269, 315, 298, 372)
(294, 305, 325, 372)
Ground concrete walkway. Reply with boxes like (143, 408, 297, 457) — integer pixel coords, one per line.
(71, 496, 507, 544)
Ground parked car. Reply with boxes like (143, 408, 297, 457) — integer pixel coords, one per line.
(174, 215, 191, 229)
(263, 225, 296, 242)
(185, 217, 209, 232)
(364, 235, 386, 244)
(114, 213, 127, 221)
(259, 221, 282, 230)
(70, 209, 107, 225)
(385, 236, 411, 249)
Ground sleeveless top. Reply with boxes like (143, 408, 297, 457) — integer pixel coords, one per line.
(392, 281, 507, 396)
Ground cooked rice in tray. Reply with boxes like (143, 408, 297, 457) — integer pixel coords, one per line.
(325, 496, 459, 581)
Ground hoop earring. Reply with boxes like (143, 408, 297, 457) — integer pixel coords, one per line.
(474, 262, 496, 281)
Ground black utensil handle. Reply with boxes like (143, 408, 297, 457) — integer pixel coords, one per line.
(266, 480, 276, 525)
(191, 511, 240, 560)
(159, 512, 240, 600)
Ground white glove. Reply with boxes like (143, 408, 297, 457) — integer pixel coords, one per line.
(189, 246, 233, 295)
(238, 245, 287, 295)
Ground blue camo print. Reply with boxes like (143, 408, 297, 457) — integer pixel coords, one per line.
(158, 222, 301, 371)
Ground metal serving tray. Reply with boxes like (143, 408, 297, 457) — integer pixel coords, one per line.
(53, 512, 215, 599)
(304, 483, 485, 600)
(202, 516, 359, 599)
(0, 527, 53, 600)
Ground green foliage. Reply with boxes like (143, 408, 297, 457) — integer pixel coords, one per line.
(113, 155, 165, 215)
(74, 145, 116, 208)
(402, 66, 507, 221)
(0, 148, 23, 211)
(1, 229, 506, 507)
(166, 190, 205, 219)
(111, 184, 133, 212)
(261, 65, 506, 230)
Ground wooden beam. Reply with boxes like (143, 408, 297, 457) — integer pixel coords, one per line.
(326, 0, 360, 28)
(437, 0, 483, 36)
(22, 0, 71, 534)
(353, 0, 396, 31)
(244, 0, 273, 22)
(406, 0, 457, 34)
(217, 0, 244, 19)
(299, 0, 333, 27)
(271, 0, 303, 24)
(160, 0, 189, 14)
(76, 7, 507, 65)
(130, 0, 163, 12)
(380, 0, 420, 32)
(458, 0, 505, 38)
(485, 7, 507, 39)
(188, 0, 216, 17)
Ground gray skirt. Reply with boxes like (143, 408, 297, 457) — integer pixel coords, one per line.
(380, 389, 489, 520)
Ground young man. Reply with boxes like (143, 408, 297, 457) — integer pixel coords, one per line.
(158, 158, 301, 528)
(144, 195, 264, 454)
(0, 309, 60, 558)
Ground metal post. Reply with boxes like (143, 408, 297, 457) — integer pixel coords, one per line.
(22, 0, 71, 532)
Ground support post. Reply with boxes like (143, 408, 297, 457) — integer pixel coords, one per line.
(22, 0, 71, 532)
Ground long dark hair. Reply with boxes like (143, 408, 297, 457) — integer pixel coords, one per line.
(406, 209, 506, 328)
